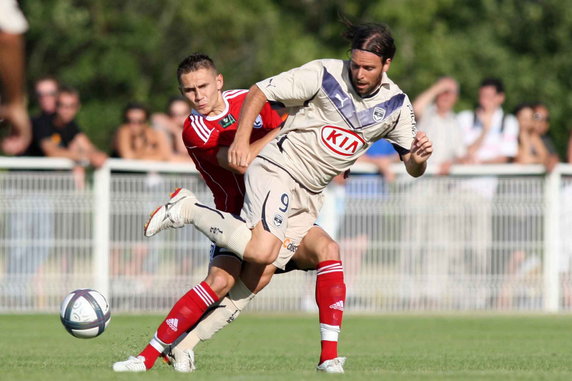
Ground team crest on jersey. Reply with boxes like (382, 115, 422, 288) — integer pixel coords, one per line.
(220, 114, 236, 129)
(273, 214, 284, 227)
(253, 115, 263, 129)
(373, 107, 386, 122)
(320, 125, 365, 157)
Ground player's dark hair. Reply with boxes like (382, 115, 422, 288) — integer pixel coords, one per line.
(177, 53, 218, 85)
(122, 102, 149, 123)
(342, 21, 396, 63)
(480, 77, 504, 94)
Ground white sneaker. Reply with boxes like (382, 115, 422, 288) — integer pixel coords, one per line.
(112, 355, 147, 372)
(144, 188, 196, 237)
(316, 357, 346, 374)
(169, 347, 196, 373)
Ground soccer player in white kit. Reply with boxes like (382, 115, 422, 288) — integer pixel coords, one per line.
(145, 21, 433, 370)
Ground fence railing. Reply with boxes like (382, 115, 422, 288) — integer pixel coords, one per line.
(1, 157, 571, 313)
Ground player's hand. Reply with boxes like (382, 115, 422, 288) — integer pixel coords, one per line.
(228, 138, 251, 168)
(410, 131, 432, 164)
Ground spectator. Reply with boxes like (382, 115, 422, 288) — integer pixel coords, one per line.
(114, 102, 170, 161)
(533, 103, 560, 171)
(513, 103, 548, 164)
(455, 78, 519, 308)
(413, 76, 466, 173)
(23, 85, 107, 168)
(0, 0, 31, 155)
(395, 77, 466, 308)
(151, 96, 193, 162)
(32, 76, 59, 119)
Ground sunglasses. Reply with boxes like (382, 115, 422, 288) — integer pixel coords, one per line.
(533, 113, 550, 122)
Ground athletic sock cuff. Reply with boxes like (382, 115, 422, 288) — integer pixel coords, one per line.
(194, 282, 219, 305)
(317, 261, 344, 276)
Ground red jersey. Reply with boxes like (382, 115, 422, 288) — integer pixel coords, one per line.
(182, 89, 283, 214)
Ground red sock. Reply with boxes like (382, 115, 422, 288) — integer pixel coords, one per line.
(315, 260, 346, 364)
(138, 281, 218, 369)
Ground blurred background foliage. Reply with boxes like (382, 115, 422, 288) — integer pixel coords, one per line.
(21, 0, 572, 157)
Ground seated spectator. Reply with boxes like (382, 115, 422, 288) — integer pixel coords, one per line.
(151, 96, 192, 162)
(533, 102, 560, 171)
(114, 102, 170, 161)
(513, 103, 548, 164)
(23, 85, 107, 168)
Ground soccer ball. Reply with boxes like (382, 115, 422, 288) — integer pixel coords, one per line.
(60, 289, 111, 339)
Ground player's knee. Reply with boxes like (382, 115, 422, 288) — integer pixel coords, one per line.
(244, 229, 281, 265)
(318, 239, 341, 262)
(206, 271, 237, 297)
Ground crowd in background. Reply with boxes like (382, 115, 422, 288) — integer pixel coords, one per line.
(7, 74, 571, 177)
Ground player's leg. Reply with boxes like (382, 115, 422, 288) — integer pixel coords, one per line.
(144, 159, 286, 265)
(113, 247, 241, 372)
(293, 226, 347, 372)
(168, 261, 277, 372)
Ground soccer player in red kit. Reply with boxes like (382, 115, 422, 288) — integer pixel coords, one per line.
(113, 53, 346, 373)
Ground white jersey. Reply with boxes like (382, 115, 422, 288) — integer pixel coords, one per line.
(257, 59, 416, 193)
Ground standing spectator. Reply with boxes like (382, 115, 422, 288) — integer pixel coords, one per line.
(151, 96, 193, 162)
(457, 78, 519, 165)
(114, 102, 171, 161)
(32, 76, 59, 119)
(8, 85, 106, 308)
(455, 78, 519, 308)
(413, 76, 466, 173)
(0, 0, 31, 155)
(533, 102, 560, 171)
(396, 77, 466, 308)
(514, 103, 548, 164)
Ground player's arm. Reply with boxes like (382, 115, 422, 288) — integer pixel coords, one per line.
(401, 131, 432, 177)
(218, 127, 281, 174)
(389, 97, 432, 177)
(228, 84, 268, 168)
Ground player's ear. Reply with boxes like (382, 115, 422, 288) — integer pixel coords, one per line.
(382, 58, 392, 72)
(216, 73, 224, 91)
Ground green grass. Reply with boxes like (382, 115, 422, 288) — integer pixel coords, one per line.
(2, 314, 572, 380)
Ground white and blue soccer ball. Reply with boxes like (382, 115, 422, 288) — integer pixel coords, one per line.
(60, 289, 111, 339)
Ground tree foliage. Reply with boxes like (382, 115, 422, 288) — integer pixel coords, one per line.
(22, 0, 572, 156)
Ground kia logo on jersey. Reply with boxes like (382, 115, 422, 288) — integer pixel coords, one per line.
(320, 125, 365, 156)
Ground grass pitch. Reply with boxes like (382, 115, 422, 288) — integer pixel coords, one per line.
(2, 314, 572, 380)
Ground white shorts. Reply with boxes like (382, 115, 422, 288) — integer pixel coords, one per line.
(241, 158, 324, 269)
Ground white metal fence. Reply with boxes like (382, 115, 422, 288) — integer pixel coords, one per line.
(1, 157, 571, 313)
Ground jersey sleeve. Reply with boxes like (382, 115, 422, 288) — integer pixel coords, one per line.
(182, 116, 221, 165)
(384, 95, 416, 156)
(259, 101, 284, 129)
(257, 60, 324, 107)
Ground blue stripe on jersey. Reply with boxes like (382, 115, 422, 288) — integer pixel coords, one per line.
(321, 69, 405, 130)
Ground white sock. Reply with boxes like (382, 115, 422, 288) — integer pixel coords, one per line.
(181, 202, 252, 259)
(173, 280, 255, 351)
